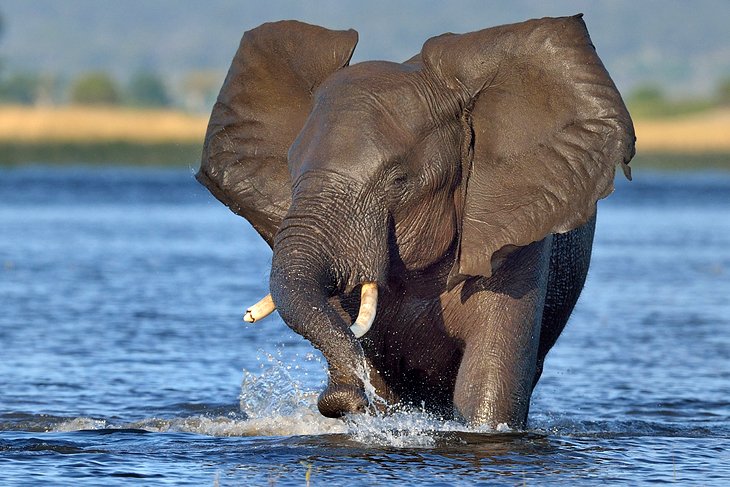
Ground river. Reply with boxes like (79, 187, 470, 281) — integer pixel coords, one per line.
(1, 165, 728, 485)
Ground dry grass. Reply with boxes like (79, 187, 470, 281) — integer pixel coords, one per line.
(0, 105, 208, 143)
(634, 109, 730, 153)
(1, 105, 729, 154)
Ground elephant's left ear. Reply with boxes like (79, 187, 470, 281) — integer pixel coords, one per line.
(198, 21, 358, 247)
(421, 15, 635, 286)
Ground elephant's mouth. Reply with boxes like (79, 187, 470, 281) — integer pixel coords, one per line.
(244, 282, 379, 338)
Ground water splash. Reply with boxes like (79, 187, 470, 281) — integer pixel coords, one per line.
(130, 413, 345, 437)
(345, 408, 456, 447)
(236, 351, 346, 436)
(53, 417, 108, 432)
(17, 355, 719, 443)
(36, 354, 513, 442)
(342, 359, 509, 447)
(239, 352, 311, 418)
(236, 355, 514, 446)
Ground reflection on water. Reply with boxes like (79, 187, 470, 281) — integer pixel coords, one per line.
(1, 166, 729, 485)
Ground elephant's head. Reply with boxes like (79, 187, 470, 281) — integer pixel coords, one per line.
(198, 16, 635, 419)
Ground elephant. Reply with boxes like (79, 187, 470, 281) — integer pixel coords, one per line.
(197, 15, 635, 428)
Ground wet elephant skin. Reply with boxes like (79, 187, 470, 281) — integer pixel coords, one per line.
(197, 15, 635, 427)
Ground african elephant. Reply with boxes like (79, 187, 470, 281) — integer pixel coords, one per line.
(197, 15, 635, 428)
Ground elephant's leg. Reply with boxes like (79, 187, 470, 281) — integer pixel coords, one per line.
(451, 237, 552, 428)
(533, 214, 596, 388)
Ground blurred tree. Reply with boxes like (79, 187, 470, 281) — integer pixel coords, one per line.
(626, 83, 671, 117)
(180, 70, 222, 113)
(627, 82, 715, 118)
(0, 72, 40, 104)
(127, 71, 170, 107)
(70, 71, 121, 105)
(34, 73, 63, 106)
(717, 77, 730, 106)
(627, 83, 666, 106)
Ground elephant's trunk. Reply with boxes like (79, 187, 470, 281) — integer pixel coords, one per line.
(269, 189, 389, 417)
(270, 242, 369, 417)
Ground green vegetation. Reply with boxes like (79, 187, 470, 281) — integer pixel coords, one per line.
(0, 6, 726, 171)
(626, 80, 728, 119)
(0, 141, 202, 166)
(126, 72, 171, 107)
(717, 78, 730, 106)
(9, 67, 730, 118)
(631, 152, 730, 171)
(0, 66, 207, 110)
(0, 72, 39, 104)
(0, 71, 62, 105)
(69, 71, 122, 105)
(0, 142, 727, 171)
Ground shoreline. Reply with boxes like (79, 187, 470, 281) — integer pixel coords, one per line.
(1, 143, 727, 171)
(0, 105, 728, 169)
(0, 141, 203, 166)
(0, 106, 207, 143)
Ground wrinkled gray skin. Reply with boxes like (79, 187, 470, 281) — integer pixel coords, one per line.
(197, 15, 635, 428)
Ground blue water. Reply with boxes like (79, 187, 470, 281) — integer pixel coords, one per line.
(1, 165, 729, 485)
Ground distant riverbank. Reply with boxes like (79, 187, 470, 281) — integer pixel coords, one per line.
(0, 106, 207, 143)
(0, 106, 206, 165)
(1, 105, 729, 169)
(0, 141, 202, 166)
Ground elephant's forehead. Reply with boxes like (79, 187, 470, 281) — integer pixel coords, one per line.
(290, 106, 401, 182)
(289, 62, 436, 182)
(314, 61, 431, 128)
(319, 61, 422, 95)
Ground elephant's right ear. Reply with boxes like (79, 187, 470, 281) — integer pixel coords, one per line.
(421, 15, 635, 287)
(197, 21, 358, 247)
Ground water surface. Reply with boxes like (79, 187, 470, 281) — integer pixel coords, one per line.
(1, 166, 728, 485)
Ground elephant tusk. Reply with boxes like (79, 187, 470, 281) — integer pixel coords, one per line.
(243, 294, 276, 323)
(350, 282, 378, 338)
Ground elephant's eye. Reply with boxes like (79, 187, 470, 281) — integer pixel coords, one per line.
(384, 168, 410, 203)
(389, 167, 412, 193)
(392, 173, 408, 187)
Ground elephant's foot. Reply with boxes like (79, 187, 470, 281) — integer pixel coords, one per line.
(453, 392, 530, 430)
(317, 383, 369, 418)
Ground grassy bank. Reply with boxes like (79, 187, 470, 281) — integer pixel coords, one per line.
(631, 151, 730, 171)
(2, 142, 726, 172)
(0, 106, 206, 165)
(635, 109, 730, 153)
(0, 106, 207, 143)
(0, 141, 202, 166)
(0, 105, 729, 169)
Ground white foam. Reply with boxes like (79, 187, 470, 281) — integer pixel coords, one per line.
(53, 417, 108, 432)
(343, 358, 510, 447)
(128, 409, 346, 437)
(47, 353, 513, 443)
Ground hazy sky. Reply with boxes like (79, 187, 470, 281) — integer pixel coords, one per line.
(2, 0, 729, 95)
